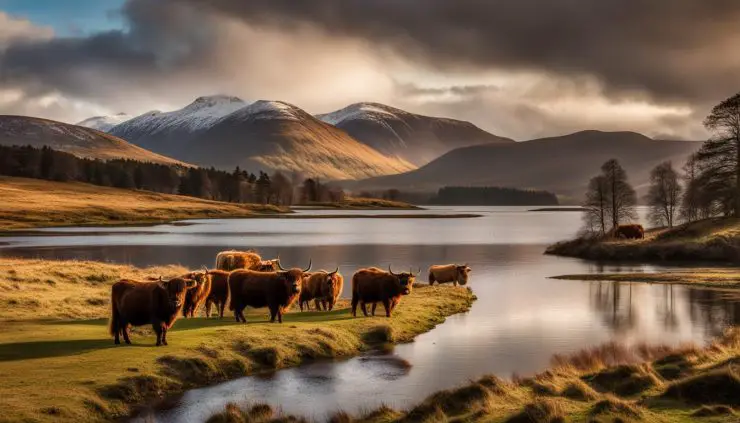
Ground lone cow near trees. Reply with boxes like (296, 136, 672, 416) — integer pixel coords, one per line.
(428, 264, 471, 286)
(109, 277, 197, 346)
(614, 224, 645, 239)
(228, 260, 312, 323)
(351, 266, 418, 318)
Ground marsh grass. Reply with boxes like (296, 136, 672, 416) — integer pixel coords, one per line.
(0, 176, 285, 231)
(0, 257, 474, 423)
(299, 197, 419, 210)
(220, 328, 740, 423)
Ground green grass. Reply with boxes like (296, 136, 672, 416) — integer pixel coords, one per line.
(0, 257, 475, 423)
(212, 329, 740, 423)
(545, 217, 740, 263)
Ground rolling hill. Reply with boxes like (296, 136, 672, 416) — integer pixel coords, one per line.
(109, 96, 415, 180)
(351, 130, 703, 202)
(0, 115, 185, 165)
(317, 102, 513, 166)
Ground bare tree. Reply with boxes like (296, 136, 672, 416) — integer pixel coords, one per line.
(680, 155, 701, 223)
(601, 159, 638, 231)
(697, 92, 740, 216)
(582, 175, 609, 235)
(646, 161, 681, 227)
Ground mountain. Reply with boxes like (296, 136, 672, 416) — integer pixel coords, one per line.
(0, 115, 185, 165)
(317, 102, 514, 166)
(110, 97, 415, 180)
(76, 113, 131, 131)
(351, 131, 703, 202)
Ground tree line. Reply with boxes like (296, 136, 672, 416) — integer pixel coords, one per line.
(430, 186, 559, 206)
(0, 145, 344, 205)
(582, 92, 740, 235)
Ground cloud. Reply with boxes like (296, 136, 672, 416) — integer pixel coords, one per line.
(0, 0, 735, 140)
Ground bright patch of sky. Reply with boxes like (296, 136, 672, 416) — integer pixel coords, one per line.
(0, 0, 125, 35)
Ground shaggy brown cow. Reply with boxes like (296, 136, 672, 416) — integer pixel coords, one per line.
(181, 266, 212, 318)
(428, 264, 471, 286)
(298, 268, 343, 311)
(204, 270, 231, 318)
(228, 260, 312, 323)
(109, 277, 197, 346)
(215, 250, 262, 271)
(615, 224, 645, 239)
(351, 266, 418, 318)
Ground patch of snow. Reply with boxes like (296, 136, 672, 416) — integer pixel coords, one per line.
(317, 102, 401, 125)
(218, 100, 303, 123)
(77, 113, 132, 132)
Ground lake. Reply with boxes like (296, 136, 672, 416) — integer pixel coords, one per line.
(1, 206, 737, 422)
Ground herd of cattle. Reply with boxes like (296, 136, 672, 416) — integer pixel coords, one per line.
(109, 250, 472, 346)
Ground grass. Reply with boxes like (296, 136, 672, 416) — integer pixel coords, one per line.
(297, 197, 420, 210)
(550, 269, 740, 294)
(0, 257, 475, 423)
(0, 176, 286, 231)
(213, 328, 740, 422)
(545, 217, 740, 263)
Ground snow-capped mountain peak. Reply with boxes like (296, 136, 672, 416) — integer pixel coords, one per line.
(317, 102, 401, 125)
(220, 100, 303, 123)
(76, 113, 132, 132)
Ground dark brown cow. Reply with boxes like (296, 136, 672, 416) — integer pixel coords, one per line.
(298, 272, 320, 311)
(228, 260, 312, 323)
(351, 266, 418, 318)
(109, 277, 197, 346)
(615, 224, 645, 240)
(181, 267, 212, 318)
(204, 270, 231, 318)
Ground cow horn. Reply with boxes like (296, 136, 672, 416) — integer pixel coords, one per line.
(276, 259, 287, 271)
(201, 265, 209, 274)
(388, 265, 398, 276)
(303, 259, 312, 272)
(329, 266, 339, 275)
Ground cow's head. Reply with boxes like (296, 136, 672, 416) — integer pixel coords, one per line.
(159, 277, 197, 309)
(456, 264, 472, 285)
(277, 259, 312, 295)
(323, 267, 340, 292)
(389, 265, 419, 295)
(255, 256, 280, 272)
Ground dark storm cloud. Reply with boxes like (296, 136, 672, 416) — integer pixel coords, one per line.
(181, 0, 740, 105)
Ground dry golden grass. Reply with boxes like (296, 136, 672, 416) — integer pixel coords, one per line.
(546, 217, 740, 262)
(0, 176, 285, 230)
(0, 257, 475, 423)
(300, 197, 420, 210)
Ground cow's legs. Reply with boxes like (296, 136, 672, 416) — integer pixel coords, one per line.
(453, 280, 458, 287)
(382, 299, 392, 317)
(153, 322, 164, 346)
(361, 301, 369, 317)
(351, 296, 359, 317)
(277, 308, 283, 324)
(371, 302, 377, 316)
(161, 326, 169, 346)
(122, 322, 132, 344)
(219, 302, 225, 319)
(205, 300, 212, 318)
(269, 306, 278, 323)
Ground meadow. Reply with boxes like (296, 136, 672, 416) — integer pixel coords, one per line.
(0, 257, 474, 423)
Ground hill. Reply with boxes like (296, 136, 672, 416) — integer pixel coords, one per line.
(318, 102, 513, 166)
(76, 113, 131, 131)
(110, 97, 415, 180)
(352, 131, 703, 201)
(0, 176, 283, 230)
(0, 115, 184, 165)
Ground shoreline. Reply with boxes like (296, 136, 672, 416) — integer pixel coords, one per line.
(0, 257, 475, 423)
(550, 270, 740, 291)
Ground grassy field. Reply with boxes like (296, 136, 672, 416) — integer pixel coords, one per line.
(211, 329, 740, 423)
(0, 176, 285, 231)
(0, 257, 475, 423)
(546, 218, 740, 263)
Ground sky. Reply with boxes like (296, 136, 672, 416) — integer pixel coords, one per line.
(0, 0, 738, 141)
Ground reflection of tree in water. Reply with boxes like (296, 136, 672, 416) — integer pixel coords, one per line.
(658, 284, 679, 331)
(686, 288, 740, 337)
(589, 281, 637, 333)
